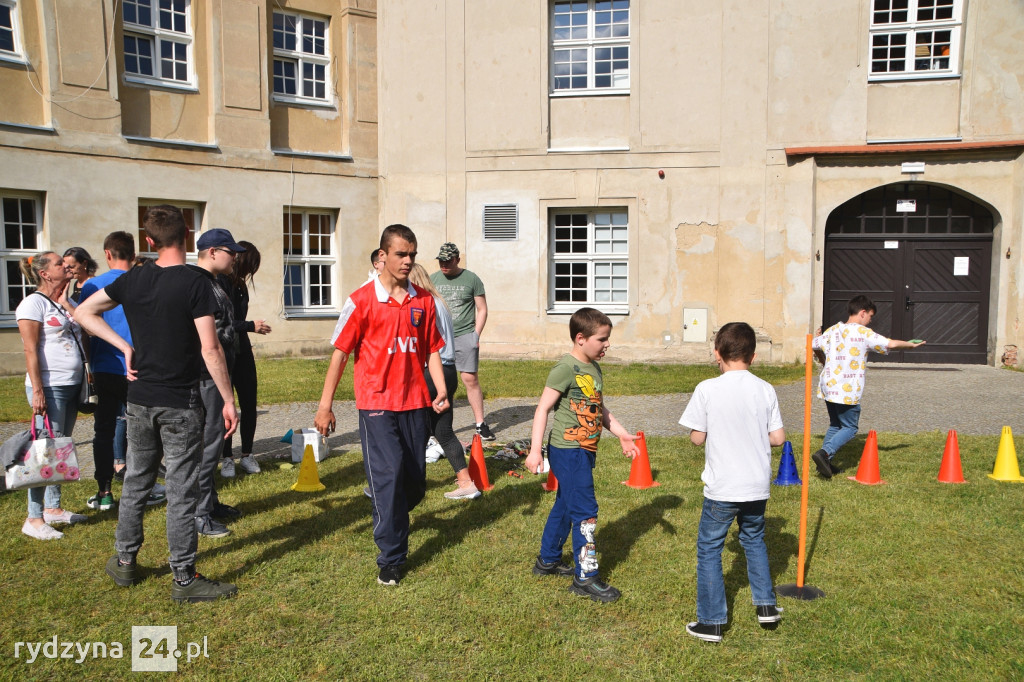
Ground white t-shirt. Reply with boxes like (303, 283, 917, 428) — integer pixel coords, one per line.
(16, 293, 84, 388)
(812, 322, 890, 405)
(432, 295, 455, 366)
(679, 369, 784, 502)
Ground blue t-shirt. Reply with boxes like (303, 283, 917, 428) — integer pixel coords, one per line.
(80, 269, 131, 375)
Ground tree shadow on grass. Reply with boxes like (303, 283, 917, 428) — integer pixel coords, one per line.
(599, 494, 684, 576)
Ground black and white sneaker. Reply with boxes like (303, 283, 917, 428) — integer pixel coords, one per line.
(812, 449, 834, 479)
(475, 422, 496, 441)
(686, 621, 723, 643)
(756, 604, 783, 627)
(569, 575, 621, 603)
(378, 565, 401, 586)
(532, 556, 575, 577)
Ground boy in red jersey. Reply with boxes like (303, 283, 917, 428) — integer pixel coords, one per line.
(315, 224, 447, 586)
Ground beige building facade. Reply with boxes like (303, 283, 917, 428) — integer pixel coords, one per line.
(0, 0, 378, 374)
(2, 0, 1023, 374)
(377, 0, 1024, 365)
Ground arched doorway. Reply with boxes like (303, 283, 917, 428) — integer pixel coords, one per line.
(823, 183, 994, 364)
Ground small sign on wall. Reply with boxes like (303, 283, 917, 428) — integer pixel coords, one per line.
(896, 199, 917, 213)
(884, 241, 899, 249)
(954, 256, 969, 276)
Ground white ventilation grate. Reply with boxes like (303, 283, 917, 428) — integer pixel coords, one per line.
(482, 204, 518, 240)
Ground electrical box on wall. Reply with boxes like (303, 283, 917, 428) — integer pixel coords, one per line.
(682, 308, 707, 343)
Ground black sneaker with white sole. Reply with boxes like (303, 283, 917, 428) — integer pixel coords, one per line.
(756, 604, 783, 627)
(569, 575, 621, 603)
(686, 621, 723, 643)
(475, 422, 496, 441)
(378, 565, 401, 586)
(532, 556, 575, 577)
(812, 449, 834, 479)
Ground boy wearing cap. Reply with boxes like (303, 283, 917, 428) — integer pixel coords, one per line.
(430, 242, 494, 440)
(187, 229, 246, 537)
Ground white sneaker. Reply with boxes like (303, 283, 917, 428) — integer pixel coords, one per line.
(425, 437, 444, 463)
(43, 509, 87, 525)
(444, 482, 481, 500)
(220, 458, 236, 478)
(238, 455, 261, 474)
(22, 519, 63, 540)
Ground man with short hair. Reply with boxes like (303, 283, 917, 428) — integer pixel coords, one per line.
(190, 228, 246, 536)
(430, 242, 495, 440)
(76, 205, 239, 603)
(811, 295, 925, 479)
(316, 224, 447, 586)
(80, 232, 138, 511)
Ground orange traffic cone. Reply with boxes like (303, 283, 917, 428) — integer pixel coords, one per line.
(291, 444, 325, 492)
(467, 434, 493, 491)
(622, 431, 660, 489)
(847, 430, 886, 485)
(937, 430, 967, 483)
(542, 468, 558, 492)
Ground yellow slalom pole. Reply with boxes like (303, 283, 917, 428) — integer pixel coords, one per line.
(777, 333, 825, 599)
(796, 333, 813, 587)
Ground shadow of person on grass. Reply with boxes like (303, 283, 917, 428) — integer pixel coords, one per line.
(722, 516, 795, 619)
(598, 494, 683, 576)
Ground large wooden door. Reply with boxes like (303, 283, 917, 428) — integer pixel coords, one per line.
(822, 184, 994, 364)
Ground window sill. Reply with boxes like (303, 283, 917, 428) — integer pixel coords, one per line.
(272, 148, 353, 162)
(282, 310, 339, 320)
(271, 95, 337, 110)
(867, 73, 960, 83)
(549, 89, 629, 98)
(547, 306, 629, 317)
(123, 75, 198, 93)
(0, 52, 28, 67)
(123, 135, 219, 151)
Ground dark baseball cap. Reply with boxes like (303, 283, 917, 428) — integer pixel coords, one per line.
(196, 228, 245, 252)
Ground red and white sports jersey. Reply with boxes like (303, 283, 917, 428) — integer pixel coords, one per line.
(334, 277, 444, 411)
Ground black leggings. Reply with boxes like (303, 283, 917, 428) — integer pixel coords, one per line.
(225, 344, 258, 457)
(424, 363, 466, 474)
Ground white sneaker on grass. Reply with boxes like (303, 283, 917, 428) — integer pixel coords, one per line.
(220, 458, 235, 478)
(22, 520, 63, 540)
(444, 482, 481, 500)
(425, 437, 444, 463)
(238, 455, 261, 474)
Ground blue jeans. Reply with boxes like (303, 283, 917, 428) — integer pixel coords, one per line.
(696, 497, 775, 625)
(822, 401, 862, 459)
(25, 384, 78, 518)
(539, 445, 599, 580)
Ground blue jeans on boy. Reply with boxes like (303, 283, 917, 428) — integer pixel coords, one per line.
(25, 384, 78, 519)
(539, 445, 599, 580)
(696, 497, 776, 625)
(822, 401, 861, 459)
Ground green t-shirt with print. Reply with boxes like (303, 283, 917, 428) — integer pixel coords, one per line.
(430, 268, 485, 338)
(546, 353, 604, 453)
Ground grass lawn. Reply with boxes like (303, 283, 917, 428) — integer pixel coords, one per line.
(2, 431, 1022, 679)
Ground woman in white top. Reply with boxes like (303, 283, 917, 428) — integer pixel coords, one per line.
(16, 251, 87, 540)
(408, 264, 480, 500)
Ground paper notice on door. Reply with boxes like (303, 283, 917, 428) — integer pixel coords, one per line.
(953, 257, 969, 276)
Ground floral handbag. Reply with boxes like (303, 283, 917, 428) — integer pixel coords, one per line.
(3, 415, 81, 490)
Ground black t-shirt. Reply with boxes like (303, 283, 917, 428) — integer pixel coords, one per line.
(105, 262, 218, 408)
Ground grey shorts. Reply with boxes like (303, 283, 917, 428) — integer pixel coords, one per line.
(453, 332, 480, 373)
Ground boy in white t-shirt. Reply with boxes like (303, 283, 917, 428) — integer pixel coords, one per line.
(679, 322, 786, 643)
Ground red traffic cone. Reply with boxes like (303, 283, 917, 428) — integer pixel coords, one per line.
(938, 429, 967, 484)
(848, 430, 886, 485)
(622, 431, 660, 489)
(542, 468, 558, 492)
(466, 434, 493, 491)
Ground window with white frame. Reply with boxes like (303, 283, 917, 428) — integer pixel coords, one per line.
(0, 0, 22, 60)
(2, 192, 42, 316)
(549, 209, 628, 313)
(136, 202, 200, 256)
(122, 0, 193, 87)
(272, 11, 330, 104)
(283, 209, 335, 312)
(869, 0, 962, 79)
(551, 0, 629, 93)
